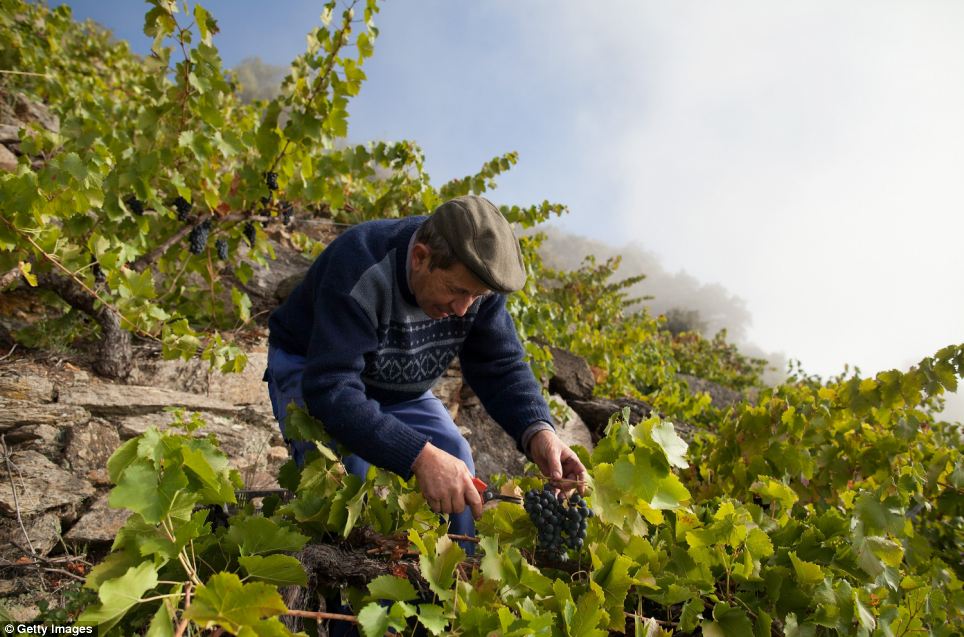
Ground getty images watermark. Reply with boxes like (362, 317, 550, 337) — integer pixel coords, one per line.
(2, 624, 96, 635)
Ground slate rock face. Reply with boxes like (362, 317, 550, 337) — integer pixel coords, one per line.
(64, 494, 130, 545)
(547, 346, 595, 401)
(0, 450, 95, 517)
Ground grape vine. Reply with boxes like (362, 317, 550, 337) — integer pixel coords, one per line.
(1, 2, 961, 636)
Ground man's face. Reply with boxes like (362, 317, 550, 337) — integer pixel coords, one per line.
(409, 243, 491, 319)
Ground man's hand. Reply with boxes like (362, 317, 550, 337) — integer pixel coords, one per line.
(411, 442, 484, 520)
(528, 429, 588, 494)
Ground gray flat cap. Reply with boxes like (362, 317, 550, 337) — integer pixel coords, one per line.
(431, 195, 526, 293)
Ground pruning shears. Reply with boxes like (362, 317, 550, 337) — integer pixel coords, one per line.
(472, 477, 523, 504)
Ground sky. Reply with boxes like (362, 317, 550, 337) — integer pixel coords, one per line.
(59, 1, 963, 407)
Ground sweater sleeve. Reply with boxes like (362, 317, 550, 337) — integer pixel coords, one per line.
(301, 288, 429, 478)
(459, 294, 554, 452)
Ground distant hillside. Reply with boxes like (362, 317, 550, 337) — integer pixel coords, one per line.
(531, 224, 789, 385)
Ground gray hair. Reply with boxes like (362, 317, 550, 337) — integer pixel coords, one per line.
(415, 215, 459, 270)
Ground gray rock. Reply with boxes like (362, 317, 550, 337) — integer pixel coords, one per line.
(0, 400, 89, 433)
(432, 372, 463, 421)
(3, 423, 64, 459)
(126, 355, 209, 395)
(228, 241, 312, 325)
(127, 343, 269, 406)
(0, 374, 55, 403)
(678, 373, 753, 409)
(13, 93, 59, 133)
(548, 395, 594, 452)
(64, 493, 129, 545)
(0, 511, 61, 559)
(547, 346, 595, 401)
(0, 124, 19, 143)
(206, 348, 269, 405)
(58, 382, 242, 417)
(0, 450, 94, 517)
(568, 397, 655, 437)
(64, 418, 121, 475)
(456, 400, 528, 484)
(116, 411, 284, 485)
(0, 145, 17, 172)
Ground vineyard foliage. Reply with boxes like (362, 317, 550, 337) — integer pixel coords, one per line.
(1, 2, 962, 636)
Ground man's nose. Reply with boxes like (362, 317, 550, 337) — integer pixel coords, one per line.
(451, 296, 472, 317)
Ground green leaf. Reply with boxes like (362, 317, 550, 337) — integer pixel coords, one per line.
(783, 613, 816, 637)
(225, 516, 309, 556)
(146, 600, 175, 637)
(77, 562, 159, 632)
(236, 617, 300, 637)
(185, 572, 287, 633)
(569, 587, 608, 637)
(650, 421, 689, 468)
(417, 604, 448, 636)
(702, 602, 753, 637)
(239, 554, 308, 586)
(366, 575, 417, 602)
(479, 535, 505, 583)
(108, 460, 193, 524)
(193, 4, 219, 44)
(106, 437, 142, 484)
(357, 603, 389, 637)
(284, 405, 338, 460)
(650, 473, 691, 510)
(679, 597, 704, 633)
(789, 551, 824, 586)
(418, 534, 465, 601)
(750, 478, 799, 510)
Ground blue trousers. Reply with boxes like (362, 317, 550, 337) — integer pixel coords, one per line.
(264, 345, 476, 538)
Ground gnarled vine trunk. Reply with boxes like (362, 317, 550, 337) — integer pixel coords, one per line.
(37, 271, 132, 379)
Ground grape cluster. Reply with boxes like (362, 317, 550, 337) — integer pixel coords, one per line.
(173, 196, 192, 222)
(265, 171, 279, 191)
(523, 484, 593, 559)
(216, 238, 229, 260)
(188, 220, 211, 255)
(124, 195, 144, 216)
(280, 200, 293, 225)
(91, 258, 105, 284)
(243, 221, 257, 247)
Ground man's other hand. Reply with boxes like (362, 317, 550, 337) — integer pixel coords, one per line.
(528, 429, 588, 494)
(411, 442, 484, 520)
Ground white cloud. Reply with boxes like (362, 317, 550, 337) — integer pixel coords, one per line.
(497, 1, 964, 377)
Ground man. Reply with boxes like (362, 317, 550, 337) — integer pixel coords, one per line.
(263, 195, 586, 537)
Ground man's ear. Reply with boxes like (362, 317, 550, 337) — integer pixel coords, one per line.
(412, 242, 432, 269)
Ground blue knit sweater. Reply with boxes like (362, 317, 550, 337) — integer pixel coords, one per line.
(267, 216, 552, 477)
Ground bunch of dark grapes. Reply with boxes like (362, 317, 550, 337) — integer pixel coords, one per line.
(216, 238, 229, 260)
(523, 484, 593, 560)
(280, 200, 293, 226)
(188, 220, 211, 255)
(260, 195, 272, 207)
(172, 196, 192, 222)
(265, 171, 279, 191)
(91, 258, 105, 284)
(243, 221, 257, 247)
(124, 195, 144, 216)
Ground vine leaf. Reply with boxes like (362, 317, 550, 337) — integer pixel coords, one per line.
(77, 561, 159, 633)
(238, 555, 308, 587)
(108, 460, 194, 524)
(225, 516, 309, 556)
(357, 603, 389, 637)
(184, 572, 287, 633)
(417, 604, 448, 636)
(650, 421, 689, 469)
(366, 575, 418, 602)
(702, 602, 753, 637)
